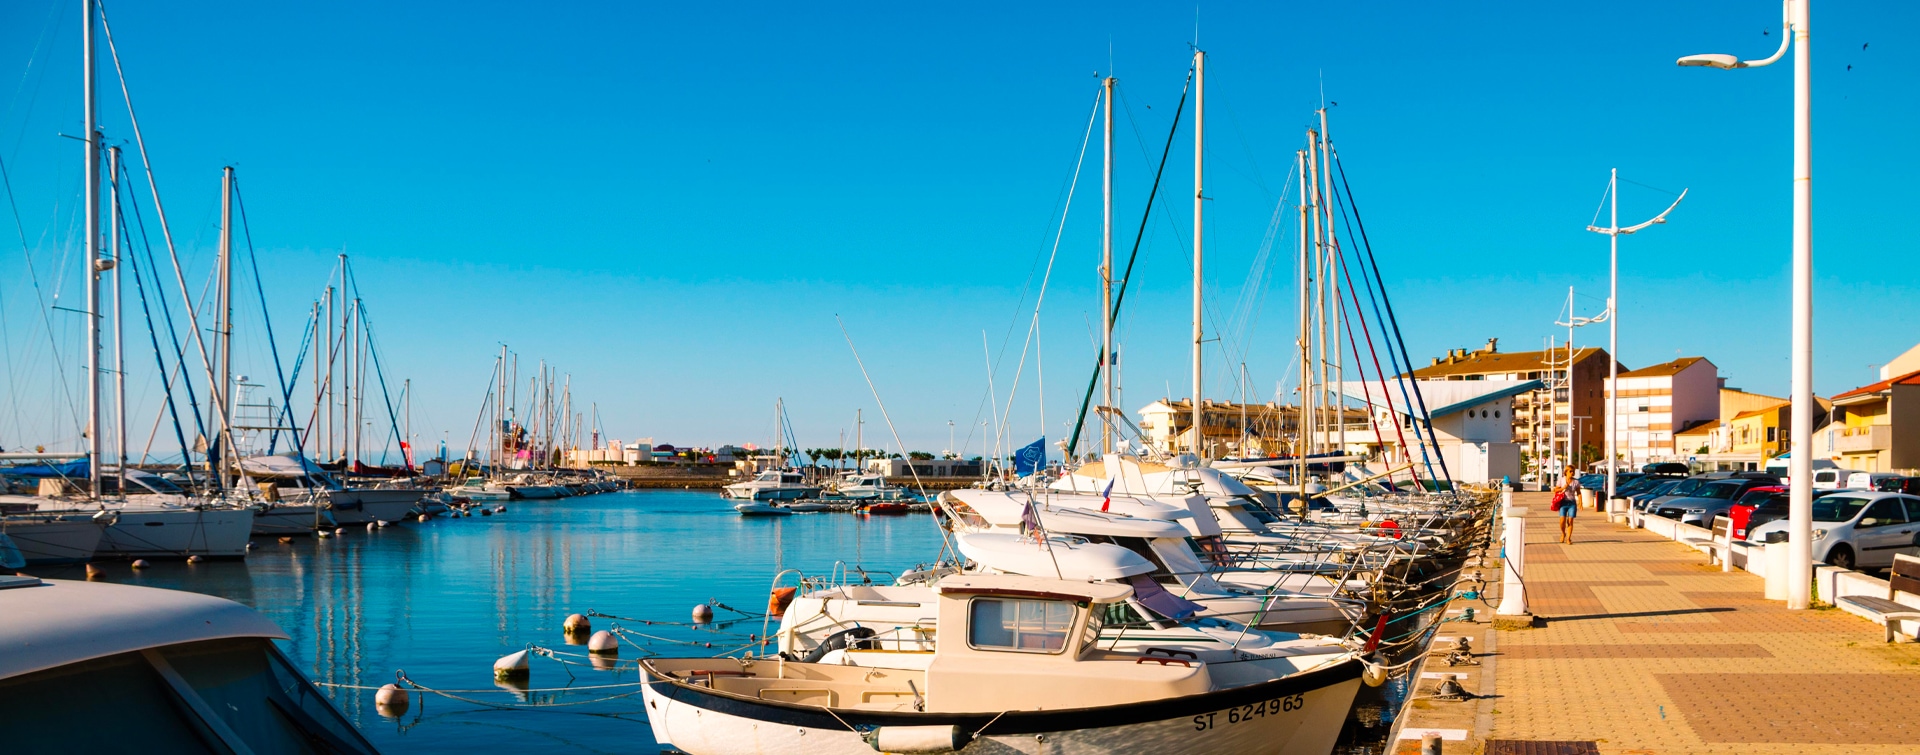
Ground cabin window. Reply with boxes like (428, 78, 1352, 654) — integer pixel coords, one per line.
(968, 598, 1077, 654)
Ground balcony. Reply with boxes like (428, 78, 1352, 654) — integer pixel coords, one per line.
(1835, 425, 1891, 453)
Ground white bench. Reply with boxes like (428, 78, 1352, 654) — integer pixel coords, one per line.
(1837, 553, 1920, 643)
(1681, 516, 1734, 571)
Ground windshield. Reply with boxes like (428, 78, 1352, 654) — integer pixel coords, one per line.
(1695, 482, 1743, 500)
(1665, 479, 1706, 497)
(1644, 481, 1680, 496)
(1811, 495, 1871, 522)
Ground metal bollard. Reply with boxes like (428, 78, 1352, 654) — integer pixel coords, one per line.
(1497, 507, 1528, 616)
(1421, 732, 1443, 755)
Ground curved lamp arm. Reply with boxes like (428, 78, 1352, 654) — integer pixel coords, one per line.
(1678, 0, 1792, 69)
(1618, 188, 1687, 234)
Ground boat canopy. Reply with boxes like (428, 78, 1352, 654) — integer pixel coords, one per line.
(0, 579, 287, 680)
(955, 532, 1155, 581)
(239, 453, 332, 480)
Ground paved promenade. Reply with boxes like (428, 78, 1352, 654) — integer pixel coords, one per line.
(1398, 491, 1920, 755)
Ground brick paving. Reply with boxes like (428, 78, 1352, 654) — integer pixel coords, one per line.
(1473, 491, 1920, 754)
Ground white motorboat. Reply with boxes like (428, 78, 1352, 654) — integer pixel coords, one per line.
(723, 470, 820, 501)
(641, 574, 1362, 755)
(448, 476, 515, 500)
(732, 501, 793, 516)
(942, 489, 1366, 635)
(0, 576, 379, 753)
(0, 509, 105, 565)
(832, 472, 910, 501)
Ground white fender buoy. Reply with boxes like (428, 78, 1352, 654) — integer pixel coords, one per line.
(130, 559, 150, 570)
(493, 650, 530, 681)
(377, 520, 391, 528)
(480, 509, 493, 517)
(245, 542, 255, 551)
(374, 683, 410, 716)
(563, 613, 591, 635)
(495, 506, 506, 514)
(333, 527, 345, 536)
(367, 523, 376, 531)
(418, 514, 430, 522)
(1362, 659, 1389, 687)
(85, 563, 104, 579)
(186, 555, 205, 564)
(691, 603, 713, 622)
(316, 529, 334, 539)
(587, 630, 618, 655)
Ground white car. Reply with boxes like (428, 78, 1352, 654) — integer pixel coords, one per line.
(1746, 491, 1920, 571)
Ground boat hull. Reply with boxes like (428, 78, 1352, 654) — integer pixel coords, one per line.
(640, 657, 1361, 755)
(250, 504, 333, 535)
(733, 502, 792, 516)
(2, 515, 103, 564)
(510, 485, 564, 500)
(97, 507, 254, 559)
(327, 489, 425, 525)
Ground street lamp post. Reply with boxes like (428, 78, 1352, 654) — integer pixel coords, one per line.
(1584, 172, 1686, 504)
(1677, 0, 1812, 610)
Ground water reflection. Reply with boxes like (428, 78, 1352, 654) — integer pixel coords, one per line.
(66, 490, 946, 753)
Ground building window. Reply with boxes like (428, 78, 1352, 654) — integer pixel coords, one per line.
(1766, 427, 1777, 443)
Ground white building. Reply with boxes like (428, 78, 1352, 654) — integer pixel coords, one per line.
(1607, 357, 1719, 466)
(1336, 378, 1542, 484)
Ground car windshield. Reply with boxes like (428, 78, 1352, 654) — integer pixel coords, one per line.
(1618, 478, 1660, 494)
(1664, 479, 1706, 497)
(1646, 481, 1681, 496)
(1694, 481, 1743, 500)
(1811, 495, 1872, 522)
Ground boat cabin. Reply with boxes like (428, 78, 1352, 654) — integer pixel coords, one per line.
(650, 574, 1216, 713)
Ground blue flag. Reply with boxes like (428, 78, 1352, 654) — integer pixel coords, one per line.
(1013, 437, 1047, 476)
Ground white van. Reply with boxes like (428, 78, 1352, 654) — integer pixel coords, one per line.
(1810, 468, 1864, 490)
(1764, 456, 1838, 479)
(1847, 471, 1902, 491)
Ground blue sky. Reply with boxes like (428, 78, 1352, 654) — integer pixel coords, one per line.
(1, 1, 1915, 461)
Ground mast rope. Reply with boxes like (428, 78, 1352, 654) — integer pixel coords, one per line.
(230, 176, 301, 453)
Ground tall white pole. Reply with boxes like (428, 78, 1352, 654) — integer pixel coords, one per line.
(1786, 0, 1814, 610)
(1191, 49, 1205, 461)
(1102, 76, 1115, 456)
(110, 146, 125, 488)
(1606, 169, 1619, 500)
(83, 0, 102, 498)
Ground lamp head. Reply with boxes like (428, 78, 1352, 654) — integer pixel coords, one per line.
(1677, 54, 1743, 69)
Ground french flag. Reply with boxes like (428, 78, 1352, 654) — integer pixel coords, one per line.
(1101, 479, 1114, 512)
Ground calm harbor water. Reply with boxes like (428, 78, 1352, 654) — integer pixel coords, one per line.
(41, 488, 1413, 754)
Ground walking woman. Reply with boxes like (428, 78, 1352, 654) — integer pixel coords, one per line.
(1555, 471, 1581, 545)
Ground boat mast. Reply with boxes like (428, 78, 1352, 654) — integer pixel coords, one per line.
(1319, 110, 1343, 458)
(353, 296, 365, 467)
(217, 166, 234, 485)
(83, 0, 102, 498)
(324, 283, 334, 461)
(1295, 150, 1311, 504)
(1306, 129, 1325, 463)
(1190, 48, 1205, 461)
(1101, 75, 1115, 456)
(110, 145, 125, 490)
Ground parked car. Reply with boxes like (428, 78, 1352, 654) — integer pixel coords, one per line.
(1655, 478, 1785, 527)
(1747, 491, 1920, 571)
(1630, 478, 1686, 506)
(1875, 476, 1920, 495)
(1729, 486, 1786, 540)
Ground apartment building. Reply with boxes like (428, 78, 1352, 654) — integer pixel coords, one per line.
(1410, 338, 1616, 474)
(1827, 367, 1920, 473)
(1606, 357, 1720, 466)
(1136, 399, 1306, 458)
